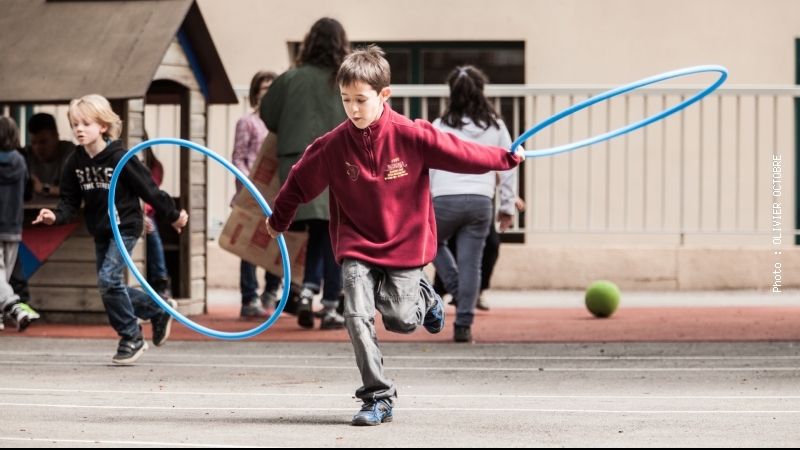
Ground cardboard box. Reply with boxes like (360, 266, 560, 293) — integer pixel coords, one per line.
(219, 136, 306, 285)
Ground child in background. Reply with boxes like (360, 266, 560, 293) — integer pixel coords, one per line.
(33, 95, 188, 364)
(266, 46, 523, 425)
(142, 143, 172, 301)
(0, 117, 34, 332)
(430, 65, 521, 342)
(232, 70, 282, 319)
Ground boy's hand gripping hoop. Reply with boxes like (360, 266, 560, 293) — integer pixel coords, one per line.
(108, 138, 290, 340)
(512, 65, 728, 157)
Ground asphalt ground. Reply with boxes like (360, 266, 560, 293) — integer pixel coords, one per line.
(1, 338, 799, 447)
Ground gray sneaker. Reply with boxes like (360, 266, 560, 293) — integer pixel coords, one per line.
(0, 312, 4, 331)
(297, 288, 315, 329)
(476, 294, 490, 311)
(7, 303, 31, 332)
(261, 289, 278, 312)
(319, 308, 345, 330)
(240, 298, 271, 320)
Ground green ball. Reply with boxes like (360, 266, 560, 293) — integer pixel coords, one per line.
(585, 281, 621, 318)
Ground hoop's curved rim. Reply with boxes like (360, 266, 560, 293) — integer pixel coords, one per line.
(513, 65, 728, 158)
(108, 137, 290, 340)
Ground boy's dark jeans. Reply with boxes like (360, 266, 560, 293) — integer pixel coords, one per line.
(145, 217, 169, 284)
(240, 259, 282, 303)
(294, 219, 343, 308)
(95, 235, 164, 339)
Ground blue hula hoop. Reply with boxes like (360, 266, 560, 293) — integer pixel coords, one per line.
(512, 65, 728, 158)
(108, 137, 290, 340)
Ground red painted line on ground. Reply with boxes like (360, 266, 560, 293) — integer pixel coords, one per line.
(5, 306, 800, 343)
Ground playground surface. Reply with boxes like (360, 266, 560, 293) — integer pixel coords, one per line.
(2, 339, 800, 447)
(1, 289, 798, 447)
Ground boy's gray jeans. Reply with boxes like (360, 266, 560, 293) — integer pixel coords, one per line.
(342, 258, 437, 407)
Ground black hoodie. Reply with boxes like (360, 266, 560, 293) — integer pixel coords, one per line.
(0, 149, 29, 241)
(53, 140, 180, 242)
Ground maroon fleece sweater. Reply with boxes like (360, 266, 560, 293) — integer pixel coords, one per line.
(268, 104, 520, 268)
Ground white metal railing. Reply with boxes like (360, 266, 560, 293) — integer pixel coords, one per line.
(203, 85, 799, 243)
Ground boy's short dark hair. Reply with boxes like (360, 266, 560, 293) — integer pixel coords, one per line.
(336, 45, 391, 93)
(27, 113, 58, 135)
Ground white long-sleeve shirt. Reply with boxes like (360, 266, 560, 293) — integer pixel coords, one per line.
(430, 117, 518, 215)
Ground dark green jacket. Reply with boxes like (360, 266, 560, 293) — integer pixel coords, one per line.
(260, 65, 347, 222)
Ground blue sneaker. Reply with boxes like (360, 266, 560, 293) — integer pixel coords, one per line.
(419, 273, 444, 334)
(422, 283, 445, 334)
(352, 400, 393, 426)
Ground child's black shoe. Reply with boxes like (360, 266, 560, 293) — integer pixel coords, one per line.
(112, 334, 148, 364)
(454, 325, 472, 342)
(152, 299, 177, 346)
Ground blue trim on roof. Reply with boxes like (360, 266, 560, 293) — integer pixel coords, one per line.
(177, 29, 209, 100)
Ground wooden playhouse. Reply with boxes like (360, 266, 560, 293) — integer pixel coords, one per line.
(0, 0, 237, 321)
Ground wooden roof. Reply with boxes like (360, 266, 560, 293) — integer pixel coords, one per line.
(0, 0, 236, 104)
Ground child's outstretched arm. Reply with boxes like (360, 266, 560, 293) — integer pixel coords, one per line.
(417, 121, 524, 173)
(33, 154, 81, 226)
(122, 156, 188, 233)
(266, 141, 331, 238)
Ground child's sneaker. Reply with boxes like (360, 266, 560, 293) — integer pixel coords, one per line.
(318, 307, 345, 330)
(454, 325, 473, 342)
(151, 299, 178, 347)
(476, 294, 490, 311)
(351, 400, 393, 426)
(296, 287, 315, 329)
(112, 334, 148, 364)
(152, 276, 172, 301)
(19, 303, 40, 320)
(6, 303, 31, 332)
(261, 289, 278, 314)
(421, 276, 445, 334)
(240, 298, 271, 320)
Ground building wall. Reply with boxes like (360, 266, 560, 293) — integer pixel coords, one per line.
(196, 0, 800, 86)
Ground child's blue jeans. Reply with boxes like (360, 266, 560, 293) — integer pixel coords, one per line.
(95, 235, 164, 339)
(145, 217, 169, 283)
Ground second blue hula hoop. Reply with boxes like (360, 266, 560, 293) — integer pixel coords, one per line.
(108, 138, 290, 340)
(512, 65, 728, 158)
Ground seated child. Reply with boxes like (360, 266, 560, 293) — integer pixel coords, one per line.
(266, 45, 523, 426)
(34, 94, 188, 364)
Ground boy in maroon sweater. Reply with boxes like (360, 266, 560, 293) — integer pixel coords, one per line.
(266, 45, 523, 426)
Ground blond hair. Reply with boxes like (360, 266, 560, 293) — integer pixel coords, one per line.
(336, 45, 391, 93)
(67, 94, 123, 141)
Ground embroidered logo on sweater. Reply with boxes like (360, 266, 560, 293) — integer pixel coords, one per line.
(384, 158, 408, 181)
(345, 162, 360, 181)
